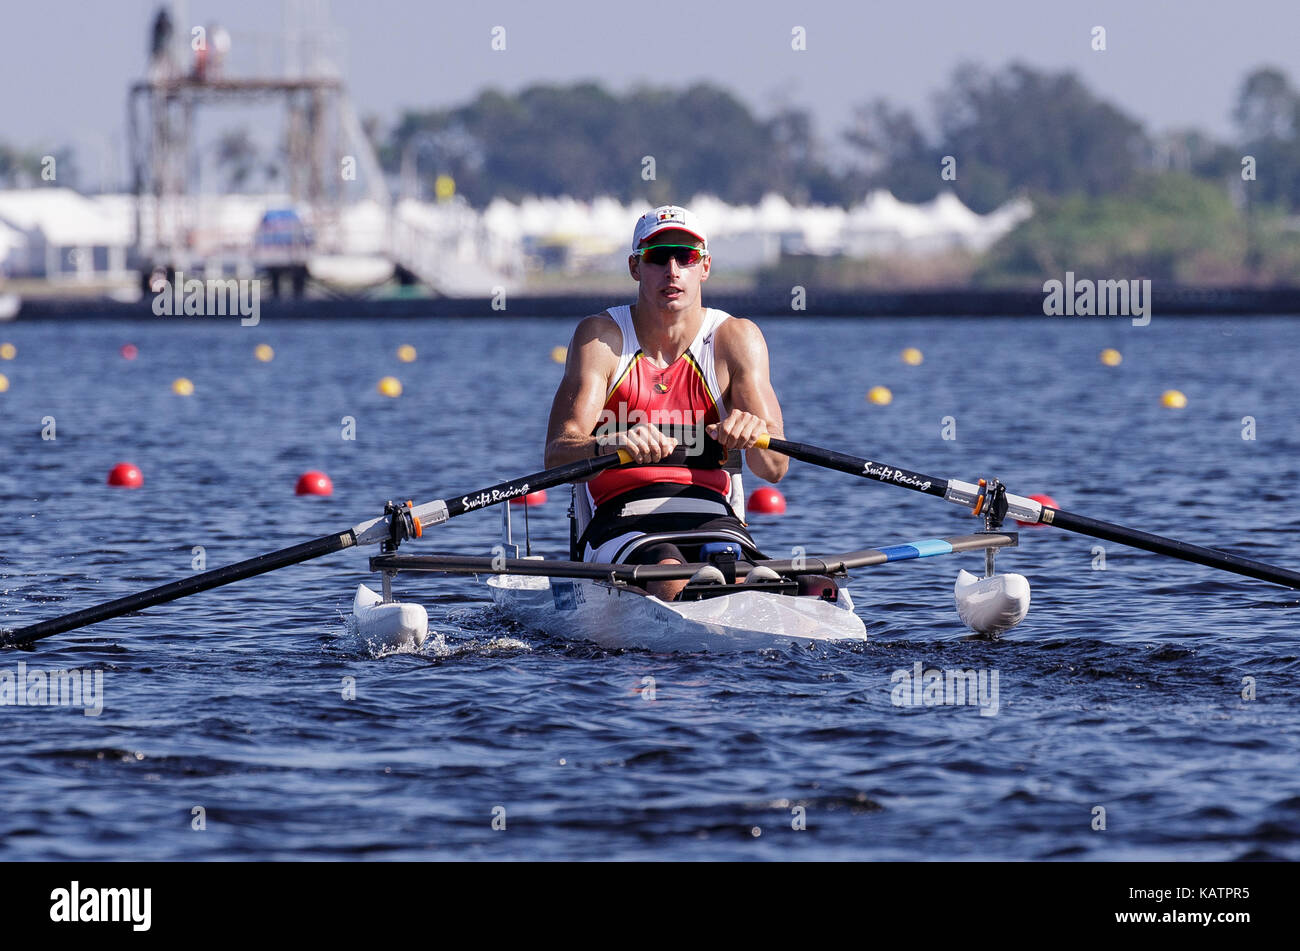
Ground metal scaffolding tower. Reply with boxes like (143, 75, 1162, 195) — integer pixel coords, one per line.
(125, 3, 388, 296)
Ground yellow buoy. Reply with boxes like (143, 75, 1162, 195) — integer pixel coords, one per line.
(0, 372, 9, 392)
(867, 385, 893, 406)
(0, 342, 15, 360)
(1100, 348, 1122, 367)
(172, 377, 195, 396)
(397, 344, 417, 363)
(434, 175, 456, 201)
(378, 376, 403, 398)
(901, 347, 923, 366)
(550, 345, 567, 365)
(255, 343, 274, 362)
(1161, 389, 1187, 409)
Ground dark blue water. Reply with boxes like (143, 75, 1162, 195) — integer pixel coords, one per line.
(1, 314, 1298, 860)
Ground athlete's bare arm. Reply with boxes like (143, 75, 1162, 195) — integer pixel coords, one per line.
(544, 314, 677, 468)
(709, 317, 788, 483)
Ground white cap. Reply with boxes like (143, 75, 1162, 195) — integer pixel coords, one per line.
(631, 205, 708, 253)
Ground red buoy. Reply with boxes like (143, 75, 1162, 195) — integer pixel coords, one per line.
(295, 471, 334, 496)
(747, 487, 786, 514)
(510, 489, 548, 506)
(1015, 493, 1060, 527)
(107, 462, 143, 488)
(120, 343, 139, 360)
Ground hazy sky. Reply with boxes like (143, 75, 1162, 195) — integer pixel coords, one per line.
(2, 0, 1297, 187)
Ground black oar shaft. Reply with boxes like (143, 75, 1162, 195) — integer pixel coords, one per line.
(2, 532, 355, 648)
(765, 435, 1300, 590)
(1045, 507, 1300, 589)
(765, 437, 949, 499)
(3, 450, 632, 649)
(442, 452, 625, 519)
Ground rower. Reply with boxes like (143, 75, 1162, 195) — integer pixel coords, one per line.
(543, 204, 789, 601)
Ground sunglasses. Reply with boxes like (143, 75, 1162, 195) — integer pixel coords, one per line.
(636, 244, 708, 267)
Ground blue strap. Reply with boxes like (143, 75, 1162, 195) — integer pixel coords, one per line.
(876, 538, 954, 562)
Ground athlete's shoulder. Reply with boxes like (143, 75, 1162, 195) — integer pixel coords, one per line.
(573, 311, 621, 347)
(568, 312, 624, 377)
(713, 313, 767, 353)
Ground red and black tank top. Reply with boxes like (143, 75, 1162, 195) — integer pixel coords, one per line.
(586, 306, 732, 509)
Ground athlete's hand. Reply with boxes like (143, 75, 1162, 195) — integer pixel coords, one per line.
(600, 423, 678, 464)
(706, 411, 768, 450)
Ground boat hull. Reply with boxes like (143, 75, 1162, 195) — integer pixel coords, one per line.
(487, 574, 866, 652)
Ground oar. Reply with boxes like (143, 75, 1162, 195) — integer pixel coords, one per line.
(0, 450, 633, 649)
(757, 435, 1300, 590)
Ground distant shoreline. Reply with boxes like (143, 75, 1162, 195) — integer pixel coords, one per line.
(6, 285, 1300, 320)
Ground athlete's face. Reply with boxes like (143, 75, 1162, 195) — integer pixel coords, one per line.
(629, 228, 710, 311)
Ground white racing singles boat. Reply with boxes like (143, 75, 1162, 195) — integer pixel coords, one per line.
(349, 502, 1031, 652)
(7, 434, 1298, 653)
(484, 568, 866, 653)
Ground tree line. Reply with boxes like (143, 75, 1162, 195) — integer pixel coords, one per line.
(6, 61, 1297, 215)
(378, 63, 1300, 217)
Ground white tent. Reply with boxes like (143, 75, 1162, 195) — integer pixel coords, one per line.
(0, 188, 131, 279)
